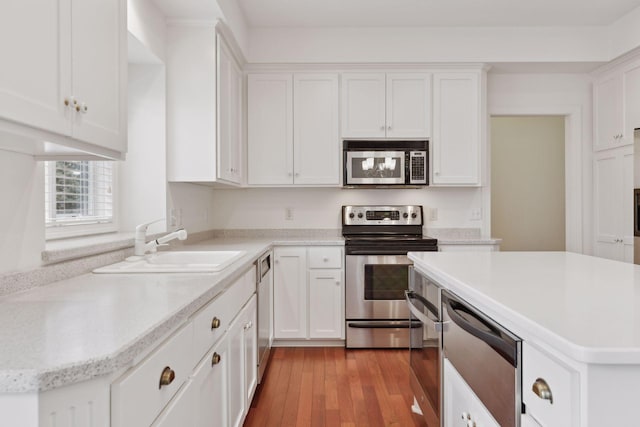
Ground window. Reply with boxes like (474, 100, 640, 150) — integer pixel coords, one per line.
(44, 161, 116, 238)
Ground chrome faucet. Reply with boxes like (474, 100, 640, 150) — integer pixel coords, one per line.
(133, 220, 188, 257)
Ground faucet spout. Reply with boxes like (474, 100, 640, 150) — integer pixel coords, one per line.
(132, 220, 187, 257)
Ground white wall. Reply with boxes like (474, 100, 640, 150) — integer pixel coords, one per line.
(128, 0, 167, 62)
(0, 151, 44, 273)
(168, 183, 216, 233)
(248, 26, 609, 64)
(487, 72, 593, 253)
(208, 187, 484, 232)
(120, 64, 167, 234)
(609, 5, 640, 60)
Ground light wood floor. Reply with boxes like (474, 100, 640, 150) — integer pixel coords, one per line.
(244, 347, 429, 427)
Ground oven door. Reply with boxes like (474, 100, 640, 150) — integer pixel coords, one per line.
(345, 151, 406, 185)
(406, 267, 442, 427)
(345, 254, 411, 320)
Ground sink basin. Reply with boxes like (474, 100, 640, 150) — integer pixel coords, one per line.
(93, 250, 246, 274)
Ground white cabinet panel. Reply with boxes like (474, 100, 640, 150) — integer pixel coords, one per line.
(443, 358, 499, 427)
(341, 72, 431, 139)
(432, 72, 481, 186)
(624, 64, 640, 145)
(0, 0, 126, 157)
(151, 380, 195, 427)
(167, 26, 243, 185)
(386, 73, 431, 138)
(248, 74, 294, 185)
(309, 269, 344, 339)
(273, 247, 308, 338)
(594, 73, 625, 151)
(293, 74, 340, 185)
(0, 0, 70, 135)
(594, 146, 633, 262)
(341, 73, 386, 138)
(192, 338, 228, 427)
(71, 0, 126, 152)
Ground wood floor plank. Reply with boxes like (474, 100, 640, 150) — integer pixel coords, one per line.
(244, 347, 428, 427)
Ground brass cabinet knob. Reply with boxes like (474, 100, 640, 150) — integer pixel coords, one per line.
(211, 352, 221, 366)
(211, 316, 221, 330)
(75, 105, 81, 112)
(64, 98, 70, 106)
(159, 366, 175, 389)
(532, 378, 553, 404)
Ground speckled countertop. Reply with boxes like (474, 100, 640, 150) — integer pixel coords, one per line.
(0, 236, 344, 393)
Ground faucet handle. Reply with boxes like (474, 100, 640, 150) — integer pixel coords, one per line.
(135, 218, 165, 233)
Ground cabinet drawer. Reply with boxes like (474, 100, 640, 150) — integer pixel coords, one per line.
(111, 322, 194, 427)
(308, 247, 343, 269)
(192, 266, 256, 365)
(522, 343, 577, 427)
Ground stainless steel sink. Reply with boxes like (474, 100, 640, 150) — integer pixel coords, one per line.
(93, 250, 246, 273)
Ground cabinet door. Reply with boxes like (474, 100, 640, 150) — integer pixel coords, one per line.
(273, 247, 308, 339)
(243, 296, 258, 408)
(341, 73, 386, 138)
(386, 73, 431, 138)
(432, 72, 481, 186)
(594, 73, 625, 151)
(151, 380, 195, 427)
(71, 0, 126, 152)
(308, 269, 344, 339)
(248, 73, 293, 185)
(293, 74, 340, 185)
(228, 306, 247, 427)
(0, 0, 71, 135)
(443, 358, 500, 427)
(593, 146, 633, 262)
(624, 63, 640, 148)
(217, 36, 243, 185)
(192, 335, 228, 427)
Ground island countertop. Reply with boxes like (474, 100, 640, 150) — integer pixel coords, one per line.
(408, 251, 640, 365)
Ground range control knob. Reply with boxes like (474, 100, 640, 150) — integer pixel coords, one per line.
(357, 213, 364, 219)
(411, 213, 417, 219)
(403, 213, 409, 219)
(349, 212, 355, 219)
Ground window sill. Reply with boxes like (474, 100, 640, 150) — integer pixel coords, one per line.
(42, 232, 135, 265)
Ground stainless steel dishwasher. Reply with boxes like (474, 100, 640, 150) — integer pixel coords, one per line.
(256, 251, 273, 383)
(442, 289, 522, 427)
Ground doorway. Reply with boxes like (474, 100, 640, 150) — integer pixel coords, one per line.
(491, 116, 566, 251)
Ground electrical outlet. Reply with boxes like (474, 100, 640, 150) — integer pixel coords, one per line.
(470, 208, 482, 221)
(429, 208, 438, 221)
(285, 207, 294, 221)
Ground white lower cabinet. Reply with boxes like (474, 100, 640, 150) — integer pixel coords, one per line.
(274, 246, 344, 341)
(112, 265, 257, 427)
(443, 358, 499, 427)
(228, 295, 258, 427)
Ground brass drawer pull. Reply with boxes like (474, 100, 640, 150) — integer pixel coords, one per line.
(159, 366, 176, 389)
(532, 378, 553, 404)
(211, 352, 221, 366)
(211, 316, 221, 329)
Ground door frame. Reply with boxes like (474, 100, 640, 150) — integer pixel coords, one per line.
(487, 107, 583, 253)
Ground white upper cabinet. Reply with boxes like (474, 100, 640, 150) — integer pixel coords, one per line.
(293, 74, 340, 185)
(0, 0, 126, 158)
(167, 24, 244, 186)
(247, 73, 340, 186)
(593, 146, 634, 263)
(593, 59, 640, 151)
(431, 71, 482, 186)
(341, 72, 431, 138)
(247, 73, 294, 185)
(594, 73, 625, 151)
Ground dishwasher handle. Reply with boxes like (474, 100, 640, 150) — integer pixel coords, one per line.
(257, 252, 272, 282)
(444, 297, 518, 366)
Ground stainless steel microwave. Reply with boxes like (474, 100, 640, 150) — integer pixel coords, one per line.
(343, 140, 428, 187)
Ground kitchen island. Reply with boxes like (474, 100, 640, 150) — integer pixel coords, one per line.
(408, 250, 640, 427)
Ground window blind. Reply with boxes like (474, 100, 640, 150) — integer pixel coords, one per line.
(44, 161, 114, 227)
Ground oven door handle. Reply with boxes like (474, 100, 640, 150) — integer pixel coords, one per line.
(405, 291, 440, 330)
(444, 298, 517, 366)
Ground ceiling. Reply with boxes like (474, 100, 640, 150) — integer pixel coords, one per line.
(236, 0, 640, 28)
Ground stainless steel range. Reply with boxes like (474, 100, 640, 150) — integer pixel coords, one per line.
(342, 205, 438, 348)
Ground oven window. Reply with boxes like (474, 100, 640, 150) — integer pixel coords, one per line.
(364, 264, 409, 300)
(350, 156, 403, 179)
